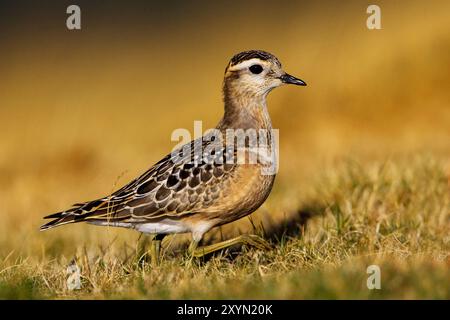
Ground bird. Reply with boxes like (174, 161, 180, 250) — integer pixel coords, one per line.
(40, 50, 306, 264)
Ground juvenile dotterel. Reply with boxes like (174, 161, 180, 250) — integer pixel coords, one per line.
(41, 50, 306, 262)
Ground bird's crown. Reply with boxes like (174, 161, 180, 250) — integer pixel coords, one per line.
(229, 50, 281, 68)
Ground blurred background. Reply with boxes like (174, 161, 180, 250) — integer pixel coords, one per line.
(0, 0, 449, 257)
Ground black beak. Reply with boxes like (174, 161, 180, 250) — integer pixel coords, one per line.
(280, 73, 307, 86)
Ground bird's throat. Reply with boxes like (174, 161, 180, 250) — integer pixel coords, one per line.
(219, 86, 272, 131)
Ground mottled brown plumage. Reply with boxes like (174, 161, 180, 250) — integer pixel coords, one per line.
(41, 50, 306, 257)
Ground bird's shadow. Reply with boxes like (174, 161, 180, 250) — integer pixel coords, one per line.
(174, 201, 327, 263)
(262, 202, 326, 244)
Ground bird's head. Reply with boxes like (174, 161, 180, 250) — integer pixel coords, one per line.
(223, 50, 306, 98)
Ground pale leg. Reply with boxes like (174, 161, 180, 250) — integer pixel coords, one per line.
(189, 234, 271, 258)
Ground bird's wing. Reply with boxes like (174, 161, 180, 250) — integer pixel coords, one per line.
(40, 137, 236, 230)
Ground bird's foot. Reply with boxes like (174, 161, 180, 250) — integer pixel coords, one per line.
(189, 234, 271, 258)
(149, 239, 162, 266)
(137, 234, 164, 266)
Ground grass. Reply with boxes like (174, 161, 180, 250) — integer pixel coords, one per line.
(0, 155, 448, 299)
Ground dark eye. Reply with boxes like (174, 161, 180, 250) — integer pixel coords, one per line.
(249, 64, 263, 74)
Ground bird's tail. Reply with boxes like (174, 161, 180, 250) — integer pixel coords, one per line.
(40, 199, 103, 231)
(40, 209, 83, 231)
(40, 197, 129, 231)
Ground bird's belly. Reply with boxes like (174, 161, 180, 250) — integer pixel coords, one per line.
(88, 219, 190, 235)
(135, 219, 191, 234)
(207, 165, 276, 224)
(230, 175, 275, 219)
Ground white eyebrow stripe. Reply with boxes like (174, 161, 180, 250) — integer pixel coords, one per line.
(228, 58, 268, 71)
